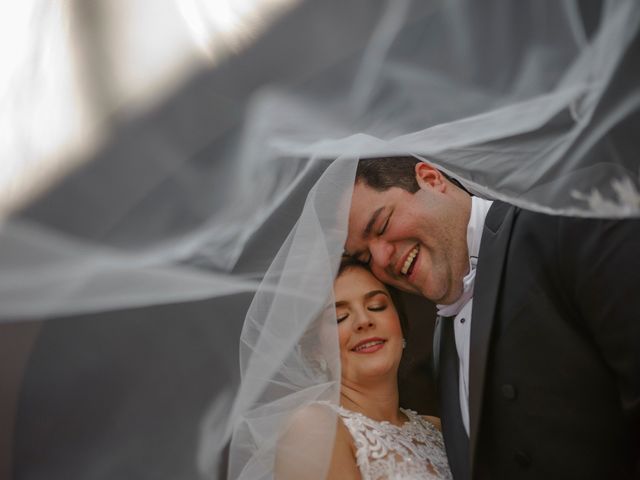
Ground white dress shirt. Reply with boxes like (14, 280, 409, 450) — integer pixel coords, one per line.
(436, 196, 493, 436)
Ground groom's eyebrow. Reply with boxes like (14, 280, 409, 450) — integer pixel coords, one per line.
(345, 207, 384, 259)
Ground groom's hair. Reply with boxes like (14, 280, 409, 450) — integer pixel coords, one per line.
(355, 156, 469, 195)
(337, 256, 409, 335)
(355, 156, 421, 193)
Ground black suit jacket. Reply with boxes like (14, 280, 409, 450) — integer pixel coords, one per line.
(436, 202, 640, 479)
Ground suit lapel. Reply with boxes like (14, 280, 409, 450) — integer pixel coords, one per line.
(468, 202, 516, 473)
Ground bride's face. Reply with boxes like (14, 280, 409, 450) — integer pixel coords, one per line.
(334, 266, 404, 385)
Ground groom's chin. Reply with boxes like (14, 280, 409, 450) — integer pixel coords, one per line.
(429, 283, 463, 306)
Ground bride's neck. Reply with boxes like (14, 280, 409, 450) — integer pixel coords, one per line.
(339, 375, 403, 426)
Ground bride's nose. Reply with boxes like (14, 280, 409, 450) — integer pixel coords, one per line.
(353, 310, 374, 331)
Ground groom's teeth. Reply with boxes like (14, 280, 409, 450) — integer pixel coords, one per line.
(401, 246, 419, 275)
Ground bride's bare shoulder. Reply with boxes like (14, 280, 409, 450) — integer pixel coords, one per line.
(285, 402, 335, 426)
(276, 403, 360, 480)
(280, 403, 353, 448)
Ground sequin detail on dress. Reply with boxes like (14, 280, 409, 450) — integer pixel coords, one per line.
(329, 404, 452, 480)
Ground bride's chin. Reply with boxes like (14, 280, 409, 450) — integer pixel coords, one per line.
(350, 364, 399, 382)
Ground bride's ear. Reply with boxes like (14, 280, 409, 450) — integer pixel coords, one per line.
(415, 162, 445, 191)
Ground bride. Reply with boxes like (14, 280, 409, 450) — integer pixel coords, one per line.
(275, 257, 452, 480)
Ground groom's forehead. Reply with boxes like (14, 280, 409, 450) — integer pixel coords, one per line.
(349, 181, 402, 217)
(350, 181, 384, 207)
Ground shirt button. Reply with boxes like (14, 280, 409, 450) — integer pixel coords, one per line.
(501, 384, 517, 400)
(460, 317, 466, 324)
(514, 450, 532, 468)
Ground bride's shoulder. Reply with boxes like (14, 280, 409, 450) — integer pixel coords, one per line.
(276, 403, 359, 480)
(283, 401, 338, 426)
(280, 402, 351, 442)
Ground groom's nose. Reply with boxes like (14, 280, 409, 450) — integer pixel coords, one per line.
(369, 238, 394, 270)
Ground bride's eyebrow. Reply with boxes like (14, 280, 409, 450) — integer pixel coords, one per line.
(364, 290, 388, 300)
(334, 290, 387, 308)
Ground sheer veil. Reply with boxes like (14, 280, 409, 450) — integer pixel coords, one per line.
(1, 1, 639, 479)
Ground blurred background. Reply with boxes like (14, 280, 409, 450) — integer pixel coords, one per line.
(0, 0, 299, 217)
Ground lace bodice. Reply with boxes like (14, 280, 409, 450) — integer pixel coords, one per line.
(328, 404, 452, 480)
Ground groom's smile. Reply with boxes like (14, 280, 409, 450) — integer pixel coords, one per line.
(346, 163, 472, 305)
(399, 244, 420, 277)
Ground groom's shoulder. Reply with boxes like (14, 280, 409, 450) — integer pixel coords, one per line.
(491, 201, 640, 253)
(489, 201, 582, 232)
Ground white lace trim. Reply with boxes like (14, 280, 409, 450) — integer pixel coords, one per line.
(324, 403, 453, 480)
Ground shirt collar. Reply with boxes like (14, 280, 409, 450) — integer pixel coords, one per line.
(436, 196, 493, 317)
(466, 196, 493, 269)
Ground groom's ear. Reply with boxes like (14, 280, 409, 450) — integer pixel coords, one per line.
(415, 162, 445, 192)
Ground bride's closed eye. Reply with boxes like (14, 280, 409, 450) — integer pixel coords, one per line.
(335, 304, 386, 322)
(368, 304, 387, 312)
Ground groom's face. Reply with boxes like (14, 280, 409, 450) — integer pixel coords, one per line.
(345, 163, 471, 305)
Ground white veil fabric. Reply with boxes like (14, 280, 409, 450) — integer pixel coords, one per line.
(1, 1, 639, 479)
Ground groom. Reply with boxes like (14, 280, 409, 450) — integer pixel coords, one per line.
(344, 156, 640, 479)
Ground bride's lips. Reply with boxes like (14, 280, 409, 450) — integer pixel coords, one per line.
(351, 337, 386, 353)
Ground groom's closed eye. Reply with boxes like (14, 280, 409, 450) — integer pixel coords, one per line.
(377, 212, 391, 236)
(364, 207, 385, 238)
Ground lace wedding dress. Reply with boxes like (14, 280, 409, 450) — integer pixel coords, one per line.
(327, 403, 453, 480)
